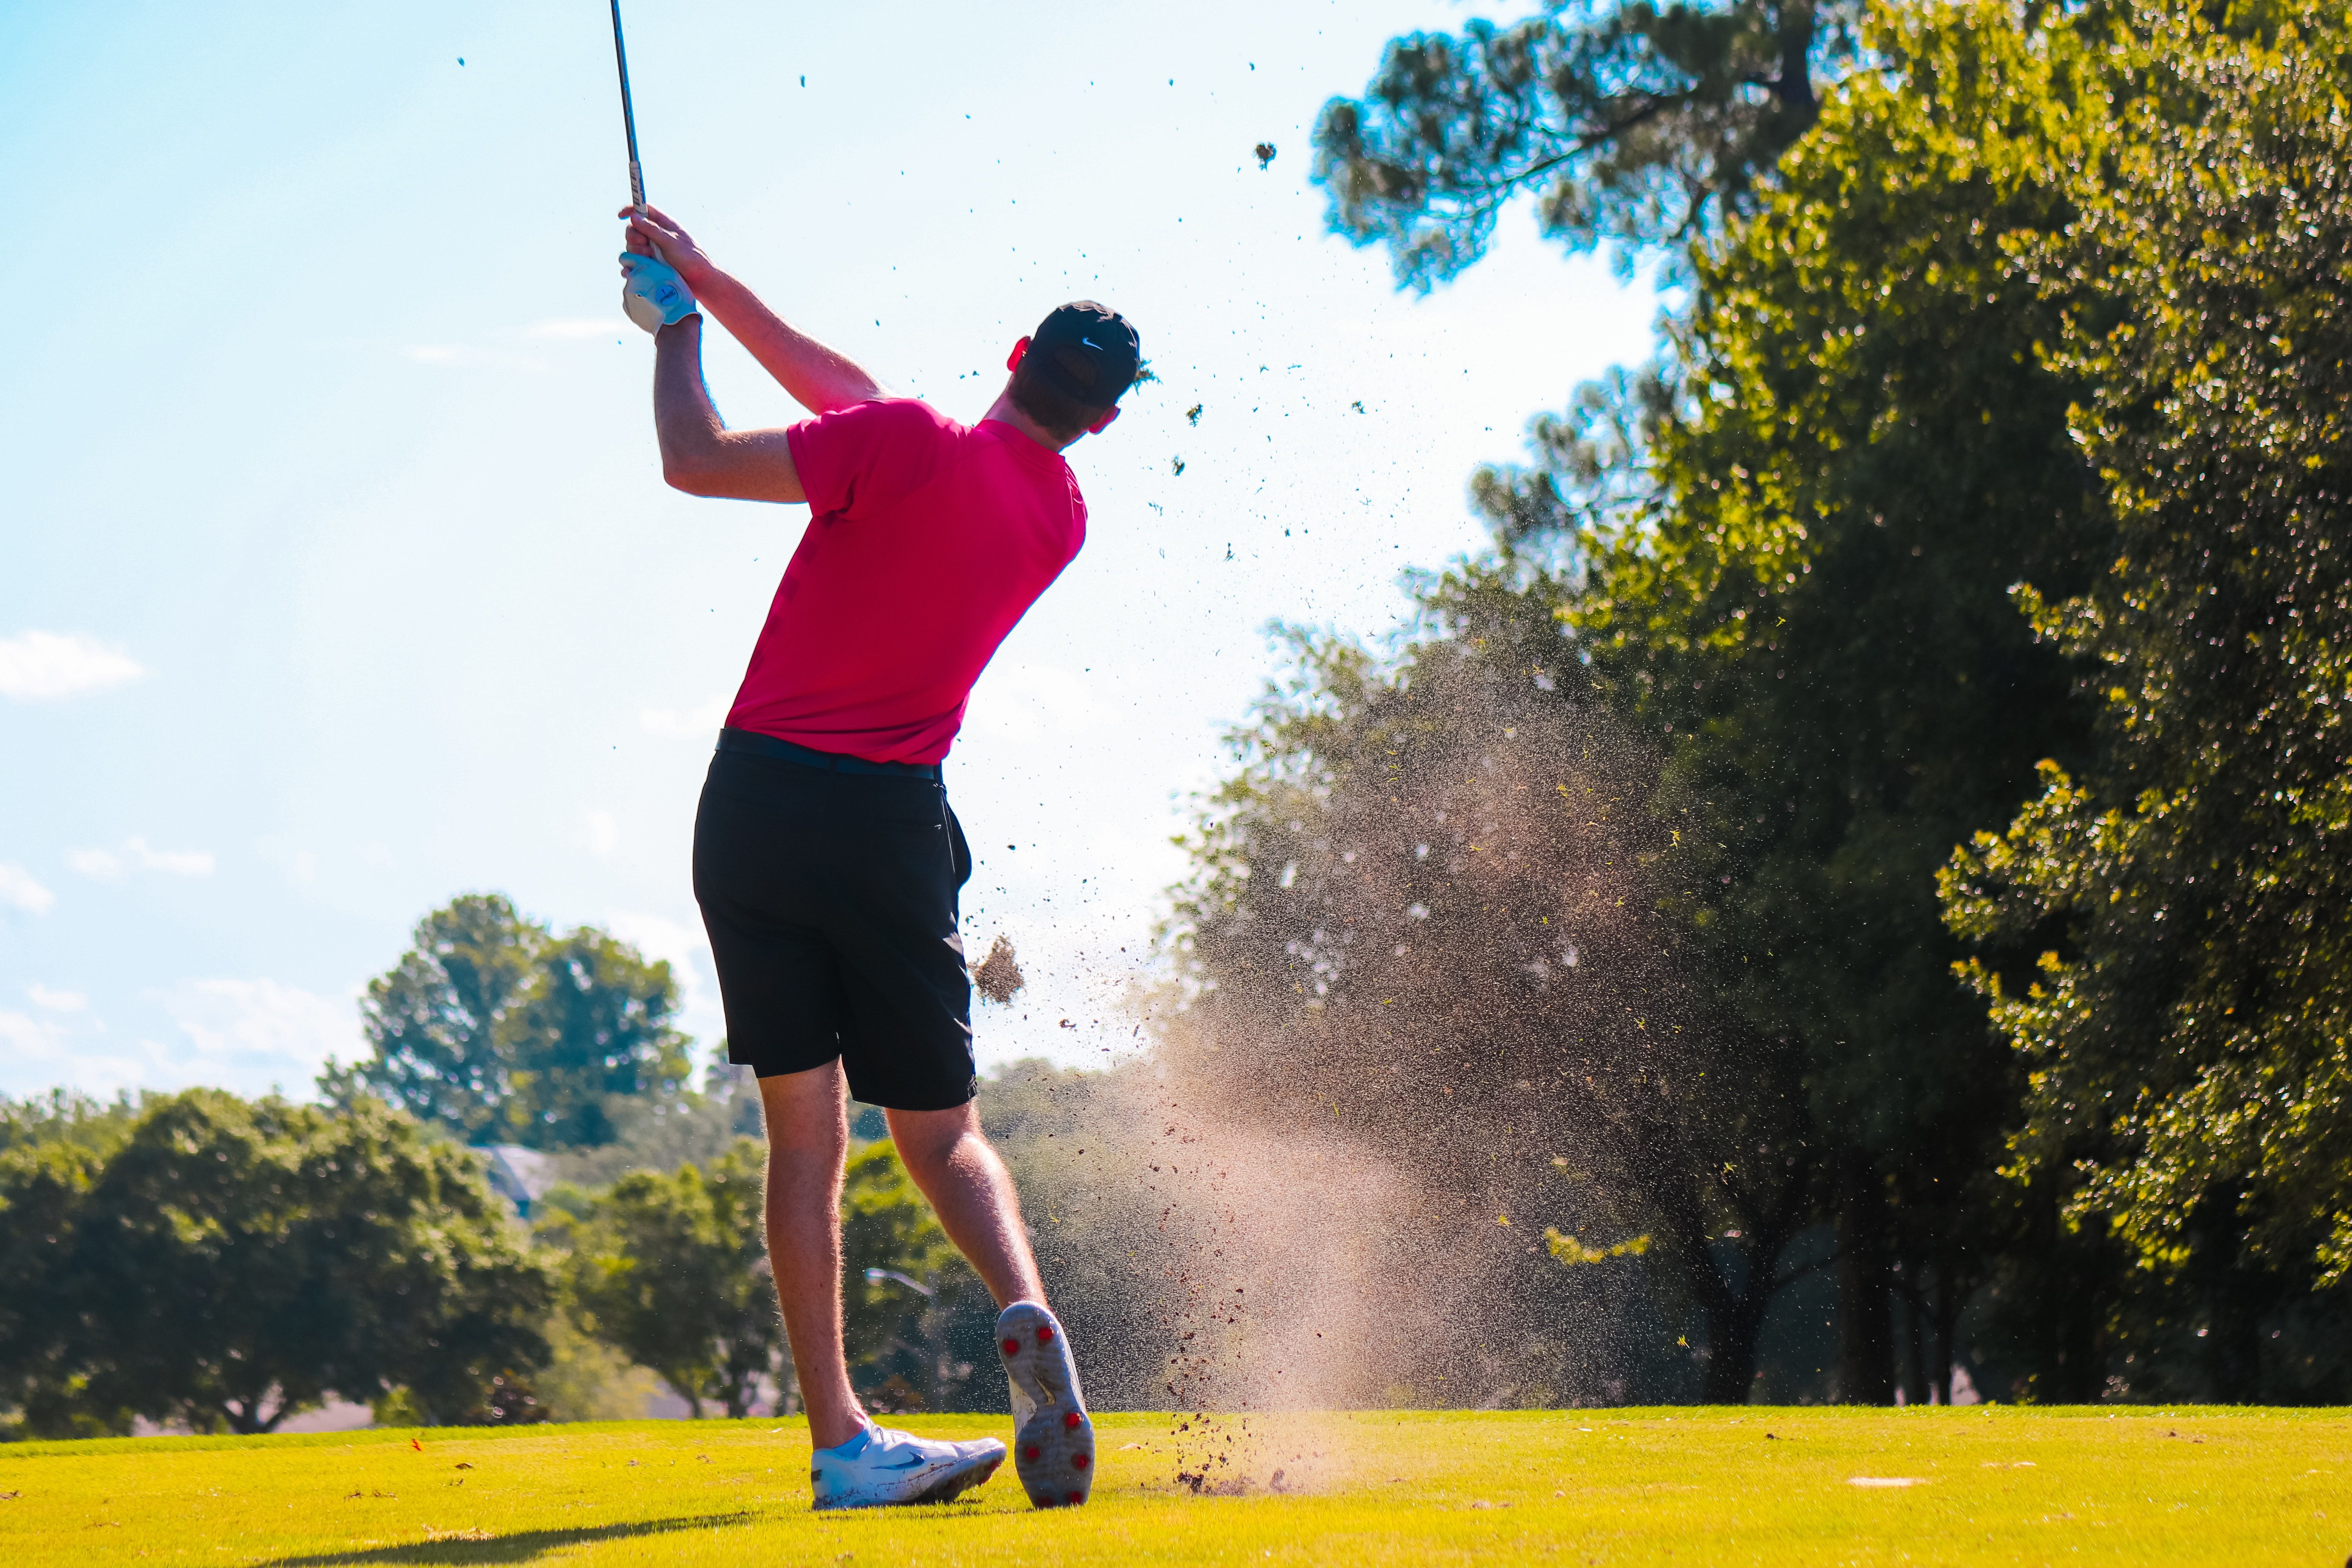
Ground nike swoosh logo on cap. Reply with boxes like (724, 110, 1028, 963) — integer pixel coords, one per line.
(1082, 337, 1102, 349)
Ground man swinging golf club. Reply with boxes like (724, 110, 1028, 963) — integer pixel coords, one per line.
(619, 208, 1136, 1512)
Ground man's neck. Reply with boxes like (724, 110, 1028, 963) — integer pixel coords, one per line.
(981, 392, 1075, 454)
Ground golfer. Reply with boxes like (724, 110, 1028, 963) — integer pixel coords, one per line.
(619, 207, 1136, 1512)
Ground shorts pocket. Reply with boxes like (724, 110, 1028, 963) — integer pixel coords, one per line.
(948, 805, 973, 888)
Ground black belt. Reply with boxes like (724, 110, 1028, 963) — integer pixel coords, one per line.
(716, 726, 942, 781)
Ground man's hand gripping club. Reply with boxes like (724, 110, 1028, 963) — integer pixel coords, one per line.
(621, 206, 892, 503)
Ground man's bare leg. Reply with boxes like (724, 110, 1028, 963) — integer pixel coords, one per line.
(894, 1102, 1093, 1507)
(757, 1063, 867, 1449)
(886, 1102, 1046, 1308)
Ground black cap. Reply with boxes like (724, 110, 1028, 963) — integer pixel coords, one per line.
(1028, 301, 1141, 408)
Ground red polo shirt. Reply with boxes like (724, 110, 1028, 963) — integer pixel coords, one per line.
(723, 398, 1087, 764)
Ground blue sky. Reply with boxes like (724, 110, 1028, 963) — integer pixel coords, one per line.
(0, 0, 1655, 1101)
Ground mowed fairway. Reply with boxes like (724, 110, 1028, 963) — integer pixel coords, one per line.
(2, 1408, 2346, 1566)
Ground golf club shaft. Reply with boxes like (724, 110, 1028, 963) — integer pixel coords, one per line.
(610, 0, 645, 209)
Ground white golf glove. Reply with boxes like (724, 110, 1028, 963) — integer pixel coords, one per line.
(619, 251, 697, 332)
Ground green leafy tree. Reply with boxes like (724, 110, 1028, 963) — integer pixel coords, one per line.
(554, 1139, 781, 1418)
(0, 1088, 149, 1159)
(329, 894, 693, 1149)
(542, 1056, 767, 1191)
(1313, 0, 2159, 1401)
(1165, 625, 1819, 1402)
(1314, 0, 1861, 288)
(1319, 0, 2352, 1403)
(30, 1089, 550, 1434)
(1540, 2, 2119, 1402)
(551, 1136, 987, 1417)
(1, 1093, 165, 1437)
(1941, 2, 2352, 1400)
(839, 1140, 988, 1412)
(0, 1141, 130, 1439)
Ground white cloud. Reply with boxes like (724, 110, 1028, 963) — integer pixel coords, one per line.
(0, 630, 143, 701)
(158, 978, 358, 1094)
(0, 862, 55, 913)
(0, 1009, 158, 1101)
(639, 693, 732, 740)
(28, 984, 87, 1011)
(530, 317, 624, 339)
(0, 980, 356, 1101)
(0, 1008, 68, 1062)
(67, 836, 216, 880)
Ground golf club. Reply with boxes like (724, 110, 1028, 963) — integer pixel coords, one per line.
(611, 0, 687, 332)
(610, 0, 644, 211)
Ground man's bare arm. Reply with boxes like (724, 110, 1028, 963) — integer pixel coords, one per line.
(654, 316, 804, 503)
(626, 205, 882, 416)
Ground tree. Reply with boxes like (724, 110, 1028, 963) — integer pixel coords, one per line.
(552, 1137, 986, 1417)
(1941, 2, 2352, 1401)
(554, 1139, 781, 1419)
(838, 1140, 989, 1412)
(0, 1088, 149, 1160)
(2, 1094, 163, 1437)
(330, 894, 693, 1149)
(1307, 0, 2176, 1402)
(1164, 623, 1822, 1402)
(0, 1141, 129, 1439)
(24, 1089, 550, 1434)
(1314, 0, 1862, 289)
(1545, 1, 2126, 1401)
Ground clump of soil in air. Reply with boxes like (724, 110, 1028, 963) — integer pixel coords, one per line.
(1185, 403, 1203, 425)
(1253, 142, 1277, 169)
(972, 935, 1025, 1004)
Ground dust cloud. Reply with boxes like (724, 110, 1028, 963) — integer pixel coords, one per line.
(989, 643, 1705, 1490)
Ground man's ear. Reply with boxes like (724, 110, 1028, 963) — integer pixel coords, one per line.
(1085, 404, 1122, 437)
(1005, 336, 1031, 373)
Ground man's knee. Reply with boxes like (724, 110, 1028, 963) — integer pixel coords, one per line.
(887, 1104, 986, 1181)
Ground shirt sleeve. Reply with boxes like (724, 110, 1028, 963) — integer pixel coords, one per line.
(784, 398, 954, 520)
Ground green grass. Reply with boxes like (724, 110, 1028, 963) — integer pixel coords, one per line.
(2, 1408, 2347, 1565)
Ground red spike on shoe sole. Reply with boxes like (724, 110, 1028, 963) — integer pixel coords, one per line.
(1063, 1411, 1081, 1428)
(1002, 1338, 1020, 1356)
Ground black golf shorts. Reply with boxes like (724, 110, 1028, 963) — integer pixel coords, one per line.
(693, 745, 978, 1110)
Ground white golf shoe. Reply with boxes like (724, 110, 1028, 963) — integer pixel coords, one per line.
(809, 1421, 1005, 1511)
(998, 1301, 1096, 1508)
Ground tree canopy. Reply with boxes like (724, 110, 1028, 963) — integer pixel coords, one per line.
(1314, 0, 1862, 288)
(0, 1089, 549, 1435)
(548, 1138, 780, 1419)
(1941, 4, 2352, 1397)
(329, 894, 693, 1149)
(1281, 0, 2352, 1401)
